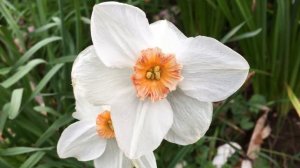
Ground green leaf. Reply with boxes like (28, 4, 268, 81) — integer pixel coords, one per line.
(7, 88, 23, 119)
(13, 36, 61, 68)
(287, 85, 300, 117)
(1, 59, 46, 88)
(240, 118, 254, 130)
(27, 63, 64, 103)
(20, 152, 45, 168)
(249, 94, 267, 113)
(0, 1, 24, 48)
(167, 145, 193, 168)
(229, 28, 262, 42)
(35, 114, 73, 146)
(0, 67, 11, 76)
(220, 22, 245, 43)
(0, 147, 53, 156)
(0, 103, 9, 134)
(33, 106, 60, 116)
(0, 157, 14, 168)
(81, 17, 90, 24)
(33, 22, 58, 34)
(49, 56, 75, 64)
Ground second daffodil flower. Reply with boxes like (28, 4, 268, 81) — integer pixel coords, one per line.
(72, 2, 249, 159)
(57, 93, 157, 168)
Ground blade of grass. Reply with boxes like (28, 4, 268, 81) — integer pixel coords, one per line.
(74, 0, 82, 53)
(0, 104, 9, 134)
(49, 55, 75, 64)
(33, 106, 60, 116)
(58, 0, 67, 55)
(26, 63, 64, 104)
(33, 22, 59, 34)
(8, 88, 23, 119)
(13, 37, 61, 68)
(220, 22, 245, 43)
(0, 147, 53, 156)
(167, 145, 193, 168)
(228, 28, 262, 42)
(0, 0, 24, 48)
(35, 114, 73, 146)
(1, 59, 46, 88)
(20, 151, 46, 168)
(0, 157, 14, 168)
(286, 85, 300, 117)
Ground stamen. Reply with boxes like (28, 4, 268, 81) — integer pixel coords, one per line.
(146, 71, 153, 79)
(154, 71, 160, 80)
(154, 65, 160, 72)
(96, 111, 115, 139)
(145, 65, 162, 81)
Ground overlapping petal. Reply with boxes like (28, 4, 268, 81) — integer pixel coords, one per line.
(57, 120, 106, 161)
(133, 152, 157, 168)
(91, 2, 153, 68)
(72, 91, 103, 121)
(165, 90, 212, 145)
(150, 20, 186, 54)
(94, 140, 132, 168)
(177, 36, 249, 102)
(71, 46, 132, 105)
(110, 89, 173, 159)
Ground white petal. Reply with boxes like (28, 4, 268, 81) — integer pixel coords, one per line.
(132, 152, 157, 168)
(72, 91, 103, 121)
(57, 120, 106, 161)
(111, 89, 173, 159)
(91, 2, 153, 68)
(177, 36, 249, 102)
(94, 140, 132, 168)
(165, 90, 212, 145)
(241, 160, 252, 168)
(150, 20, 186, 53)
(71, 46, 132, 105)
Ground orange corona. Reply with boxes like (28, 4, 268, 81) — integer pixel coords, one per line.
(132, 48, 182, 101)
(96, 111, 115, 139)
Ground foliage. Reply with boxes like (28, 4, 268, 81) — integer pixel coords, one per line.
(177, 0, 300, 115)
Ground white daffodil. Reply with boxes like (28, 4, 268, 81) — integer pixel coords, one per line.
(57, 93, 157, 168)
(72, 2, 249, 159)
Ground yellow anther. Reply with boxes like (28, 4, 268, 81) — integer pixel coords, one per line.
(154, 71, 160, 80)
(154, 66, 160, 72)
(146, 65, 161, 80)
(146, 71, 153, 79)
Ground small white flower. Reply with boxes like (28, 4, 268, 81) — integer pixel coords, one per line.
(212, 142, 241, 168)
(57, 93, 157, 168)
(72, 2, 249, 159)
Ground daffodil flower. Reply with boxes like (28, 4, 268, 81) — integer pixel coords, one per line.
(57, 93, 157, 168)
(72, 2, 249, 159)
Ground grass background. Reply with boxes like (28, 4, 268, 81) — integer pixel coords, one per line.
(0, 0, 300, 167)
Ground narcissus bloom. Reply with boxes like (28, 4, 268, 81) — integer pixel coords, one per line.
(57, 94, 157, 168)
(72, 2, 249, 159)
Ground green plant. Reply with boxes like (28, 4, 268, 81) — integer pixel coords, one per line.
(177, 0, 300, 115)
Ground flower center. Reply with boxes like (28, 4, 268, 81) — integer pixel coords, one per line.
(96, 111, 115, 139)
(132, 48, 182, 101)
(145, 65, 161, 80)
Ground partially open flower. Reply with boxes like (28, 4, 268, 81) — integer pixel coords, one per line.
(57, 93, 157, 168)
(72, 2, 249, 159)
